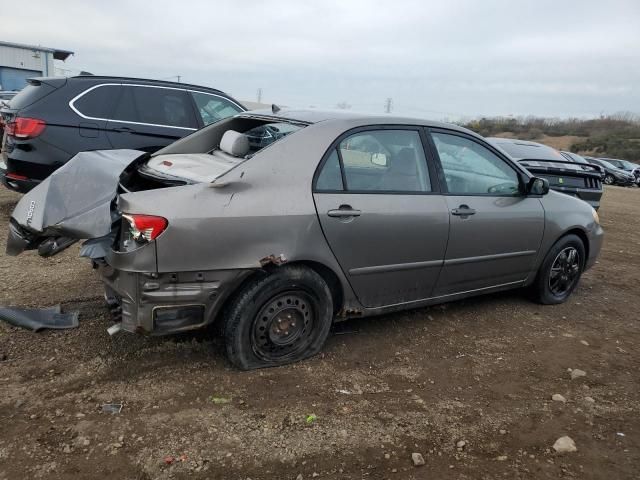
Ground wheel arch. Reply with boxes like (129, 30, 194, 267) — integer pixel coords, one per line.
(212, 260, 345, 332)
(563, 227, 590, 265)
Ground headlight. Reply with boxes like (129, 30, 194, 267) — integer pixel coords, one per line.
(592, 208, 600, 224)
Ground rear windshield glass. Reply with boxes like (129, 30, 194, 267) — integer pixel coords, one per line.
(8, 83, 56, 110)
(562, 151, 589, 164)
(492, 140, 564, 161)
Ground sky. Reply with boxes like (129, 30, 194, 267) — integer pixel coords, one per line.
(3, 0, 640, 120)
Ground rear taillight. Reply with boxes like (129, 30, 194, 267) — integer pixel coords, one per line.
(6, 117, 46, 139)
(122, 214, 168, 243)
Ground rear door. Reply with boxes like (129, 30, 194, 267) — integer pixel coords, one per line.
(68, 83, 119, 148)
(313, 127, 449, 308)
(106, 85, 198, 152)
(428, 130, 545, 296)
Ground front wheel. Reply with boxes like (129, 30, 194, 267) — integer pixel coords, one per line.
(603, 174, 615, 185)
(223, 265, 334, 370)
(532, 234, 585, 305)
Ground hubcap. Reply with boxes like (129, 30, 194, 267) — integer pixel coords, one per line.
(604, 175, 614, 185)
(252, 291, 315, 361)
(549, 247, 581, 296)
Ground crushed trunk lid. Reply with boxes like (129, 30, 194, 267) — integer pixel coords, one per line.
(6, 149, 144, 256)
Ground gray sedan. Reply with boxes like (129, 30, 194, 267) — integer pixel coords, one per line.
(7, 109, 604, 369)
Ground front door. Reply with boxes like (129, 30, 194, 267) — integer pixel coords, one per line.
(313, 128, 449, 308)
(428, 130, 545, 296)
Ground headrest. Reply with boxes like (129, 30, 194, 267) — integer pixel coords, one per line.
(220, 130, 250, 157)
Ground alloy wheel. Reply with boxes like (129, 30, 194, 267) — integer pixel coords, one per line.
(548, 246, 581, 297)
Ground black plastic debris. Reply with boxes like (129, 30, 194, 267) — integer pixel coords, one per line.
(0, 305, 79, 331)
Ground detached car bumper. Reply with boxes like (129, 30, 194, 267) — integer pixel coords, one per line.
(99, 249, 252, 335)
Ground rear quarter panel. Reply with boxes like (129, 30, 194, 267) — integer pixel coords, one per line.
(118, 121, 355, 290)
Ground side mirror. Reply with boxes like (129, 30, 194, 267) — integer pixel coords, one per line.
(527, 177, 550, 196)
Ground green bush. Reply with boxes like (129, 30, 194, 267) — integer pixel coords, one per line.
(461, 113, 640, 161)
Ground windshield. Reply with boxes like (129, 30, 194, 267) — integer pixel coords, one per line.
(595, 159, 616, 169)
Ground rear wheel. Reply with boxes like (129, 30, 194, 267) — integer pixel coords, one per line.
(223, 265, 334, 370)
(532, 234, 585, 304)
(603, 174, 615, 185)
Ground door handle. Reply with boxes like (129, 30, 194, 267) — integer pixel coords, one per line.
(327, 205, 362, 218)
(451, 205, 476, 216)
(113, 127, 135, 133)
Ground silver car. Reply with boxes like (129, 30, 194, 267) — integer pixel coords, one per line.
(7, 109, 604, 369)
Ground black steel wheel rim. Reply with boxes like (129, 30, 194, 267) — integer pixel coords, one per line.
(251, 290, 316, 362)
(548, 246, 580, 296)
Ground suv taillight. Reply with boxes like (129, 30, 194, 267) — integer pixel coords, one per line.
(6, 117, 46, 139)
(122, 214, 168, 243)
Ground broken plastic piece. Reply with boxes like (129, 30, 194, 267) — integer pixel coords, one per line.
(0, 305, 79, 331)
(101, 403, 123, 414)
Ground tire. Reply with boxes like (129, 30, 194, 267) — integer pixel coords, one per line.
(223, 265, 334, 370)
(603, 174, 615, 185)
(532, 234, 586, 305)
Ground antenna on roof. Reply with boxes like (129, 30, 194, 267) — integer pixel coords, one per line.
(271, 104, 281, 114)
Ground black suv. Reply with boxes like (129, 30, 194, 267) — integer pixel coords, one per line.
(0, 76, 245, 192)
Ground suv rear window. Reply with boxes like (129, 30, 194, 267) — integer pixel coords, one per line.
(7, 83, 56, 110)
(73, 85, 120, 118)
(112, 86, 197, 128)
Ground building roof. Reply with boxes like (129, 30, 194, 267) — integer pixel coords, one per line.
(0, 41, 74, 61)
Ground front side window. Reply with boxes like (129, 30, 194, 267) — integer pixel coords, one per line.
(111, 86, 197, 128)
(316, 129, 430, 193)
(191, 92, 243, 126)
(432, 132, 520, 195)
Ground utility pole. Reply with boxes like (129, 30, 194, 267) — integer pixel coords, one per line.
(385, 97, 393, 114)
(177, 75, 181, 83)
(257, 88, 263, 103)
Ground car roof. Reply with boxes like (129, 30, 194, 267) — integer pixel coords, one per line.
(238, 107, 476, 133)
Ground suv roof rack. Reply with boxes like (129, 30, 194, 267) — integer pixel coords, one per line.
(69, 75, 226, 94)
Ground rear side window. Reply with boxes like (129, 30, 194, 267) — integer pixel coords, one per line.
(111, 86, 197, 128)
(191, 91, 243, 126)
(73, 85, 120, 118)
(316, 129, 431, 193)
(315, 150, 344, 190)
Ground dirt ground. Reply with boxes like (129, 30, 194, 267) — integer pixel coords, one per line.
(0, 186, 639, 480)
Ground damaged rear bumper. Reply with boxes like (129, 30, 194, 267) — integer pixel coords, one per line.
(99, 246, 252, 335)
